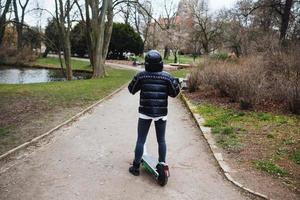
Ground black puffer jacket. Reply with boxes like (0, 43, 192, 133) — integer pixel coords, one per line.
(128, 66, 180, 117)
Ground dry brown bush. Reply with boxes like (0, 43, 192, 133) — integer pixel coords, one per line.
(189, 45, 300, 114)
(187, 67, 202, 92)
(0, 47, 37, 63)
(264, 45, 300, 114)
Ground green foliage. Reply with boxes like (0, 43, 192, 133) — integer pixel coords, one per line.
(196, 104, 300, 155)
(256, 113, 272, 121)
(276, 146, 289, 156)
(291, 147, 300, 164)
(0, 127, 9, 137)
(129, 55, 137, 62)
(218, 135, 243, 152)
(222, 127, 234, 135)
(283, 137, 296, 145)
(197, 104, 243, 151)
(204, 119, 221, 127)
(267, 133, 275, 139)
(210, 52, 228, 60)
(170, 69, 189, 78)
(22, 27, 42, 49)
(194, 102, 300, 178)
(253, 159, 287, 177)
(71, 21, 88, 57)
(44, 18, 60, 52)
(108, 23, 143, 59)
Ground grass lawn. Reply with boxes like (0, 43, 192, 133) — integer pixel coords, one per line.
(0, 68, 135, 155)
(136, 54, 199, 65)
(194, 103, 300, 189)
(163, 54, 199, 64)
(36, 57, 191, 80)
(36, 57, 92, 71)
(170, 68, 189, 78)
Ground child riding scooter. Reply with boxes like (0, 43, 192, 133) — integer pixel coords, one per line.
(128, 50, 180, 183)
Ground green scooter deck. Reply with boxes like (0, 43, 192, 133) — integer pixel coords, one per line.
(141, 154, 159, 177)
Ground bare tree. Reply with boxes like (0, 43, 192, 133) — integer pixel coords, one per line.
(83, 0, 112, 78)
(119, 0, 131, 24)
(169, 28, 185, 63)
(189, 0, 223, 54)
(0, 0, 12, 46)
(54, 0, 74, 80)
(277, 0, 294, 42)
(114, 0, 154, 51)
(76, 0, 139, 78)
(145, 21, 159, 50)
(12, 0, 30, 49)
(131, 0, 152, 50)
(188, 30, 202, 60)
(241, 0, 298, 44)
(159, 0, 177, 59)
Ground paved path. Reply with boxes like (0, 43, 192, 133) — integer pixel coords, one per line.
(0, 88, 253, 200)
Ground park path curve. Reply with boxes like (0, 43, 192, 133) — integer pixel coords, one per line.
(0, 88, 254, 200)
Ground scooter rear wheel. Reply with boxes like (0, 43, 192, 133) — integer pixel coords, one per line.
(156, 164, 169, 186)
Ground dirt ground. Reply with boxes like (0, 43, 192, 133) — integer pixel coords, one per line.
(185, 89, 300, 199)
(0, 94, 83, 154)
(0, 88, 257, 200)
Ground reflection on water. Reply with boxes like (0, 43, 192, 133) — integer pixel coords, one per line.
(0, 66, 92, 84)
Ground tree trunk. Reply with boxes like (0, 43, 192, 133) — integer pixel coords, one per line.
(42, 47, 50, 57)
(0, 0, 12, 46)
(202, 41, 209, 55)
(174, 50, 178, 63)
(58, 49, 66, 78)
(101, 0, 114, 76)
(64, 0, 72, 80)
(16, 26, 22, 49)
(55, 0, 73, 80)
(13, 0, 21, 49)
(280, 0, 293, 43)
(163, 46, 169, 59)
(92, 43, 105, 78)
(63, 33, 73, 80)
(13, 0, 29, 49)
(85, 0, 110, 78)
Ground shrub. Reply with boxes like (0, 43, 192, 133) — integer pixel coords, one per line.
(16, 48, 37, 62)
(188, 45, 300, 114)
(44, 18, 60, 54)
(187, 67, 202, 92)
(108, 23, 144, 59)
(264, 45, 300, 114)
(193, 57, 263, 108)
(0, 47, 37, 63)
(71, 21, 88, 57)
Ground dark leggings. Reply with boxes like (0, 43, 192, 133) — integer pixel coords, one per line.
(133, 118, 167, 167)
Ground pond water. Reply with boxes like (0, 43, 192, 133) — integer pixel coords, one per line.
(0, 66, 92, 84)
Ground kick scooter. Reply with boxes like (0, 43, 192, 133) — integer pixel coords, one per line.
(141, 146, 170, 186)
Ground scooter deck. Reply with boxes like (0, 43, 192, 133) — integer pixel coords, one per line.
(141, 154, 159, 177)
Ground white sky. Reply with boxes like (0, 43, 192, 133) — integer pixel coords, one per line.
(25, 0, 237, 28)
(208, 0, 237, 11)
